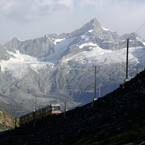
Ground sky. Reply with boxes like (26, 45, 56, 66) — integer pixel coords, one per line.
(0, 0, 145, 44)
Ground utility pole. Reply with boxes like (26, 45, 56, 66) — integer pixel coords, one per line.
(92, 66, 97, 108)
(4, 112, 6, 130)
(64, 85, 68, 119)
(99, 84, 101, 98)
(125, 38, 129, 82)
(64, 95, 67, 112)
(64, 98, 67, 119)
(13, 105, 16, 129)
(94, 66, 97, 101)
(15, 111, 21, 128)
(34, 95, 37, 112)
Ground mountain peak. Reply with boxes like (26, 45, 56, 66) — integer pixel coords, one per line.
(89, 18, 100, 27)
(11, 37, 20, 42)
(69, 18, 102, 37)
(83, 18, 101, 31)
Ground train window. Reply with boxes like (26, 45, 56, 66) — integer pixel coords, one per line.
(52, 106, 60, 111)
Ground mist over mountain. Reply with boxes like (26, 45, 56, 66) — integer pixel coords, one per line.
(0, 18, 145, 115)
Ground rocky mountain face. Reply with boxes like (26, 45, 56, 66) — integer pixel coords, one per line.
(4, 36, 54, 58)
(0, 18, 145, 115)
(0, 70, 145, 145)
(0, 45, 10, 61)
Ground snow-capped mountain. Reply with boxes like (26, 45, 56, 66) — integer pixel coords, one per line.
(0, 18, 145, 115)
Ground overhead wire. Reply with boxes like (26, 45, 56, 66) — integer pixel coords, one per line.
(135, 22, 145, 33)
(135, 21, 145, 35)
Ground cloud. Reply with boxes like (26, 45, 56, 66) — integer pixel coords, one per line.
(0, 0, 74, 21)
(0, 0, 145, 44)
(1, 0, 145, 23)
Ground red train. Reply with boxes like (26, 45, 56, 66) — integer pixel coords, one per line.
(16, 104, 61, 127)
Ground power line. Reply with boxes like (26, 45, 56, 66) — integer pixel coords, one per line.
(138, 27, 145, 35)
(135, 22, 145, 33)
(135, 21, 145, 35)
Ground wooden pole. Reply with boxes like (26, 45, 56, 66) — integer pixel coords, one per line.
(94, 66, 97, 101)
(125, 38, 129, 81)
(4, 112, 6, 130)
(99, 86, 101, 98)
(92, 66, 97, 108)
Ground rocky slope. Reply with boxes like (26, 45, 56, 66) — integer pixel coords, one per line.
(0, 109, 15, 131)
(0, 18, 145, 115)
(0, 70, 145, 145)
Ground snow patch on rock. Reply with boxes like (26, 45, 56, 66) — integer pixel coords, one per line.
(79, 42, 98, 49)
(53, 38, 65, 45)
(65, 46, 145, 65)
(88, 29, 93, 33)
(101, 26, 109, 31)
(0, 51, 52, 78)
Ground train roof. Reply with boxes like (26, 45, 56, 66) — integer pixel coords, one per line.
(50, 104, 61, 106)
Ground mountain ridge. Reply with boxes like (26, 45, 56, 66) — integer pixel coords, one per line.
(2, 18, 145, 60)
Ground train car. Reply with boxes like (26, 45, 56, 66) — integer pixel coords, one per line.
(17, 104, 61, 127)
(50, 104, 61, 114)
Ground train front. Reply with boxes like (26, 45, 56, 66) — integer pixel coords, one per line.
(50, 104, 61, 114)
